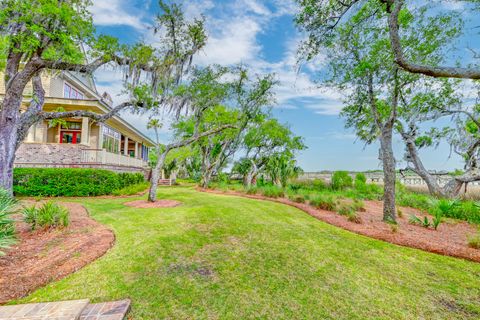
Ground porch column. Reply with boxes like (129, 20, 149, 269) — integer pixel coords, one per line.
(81, 117, 89, 145)
(134, 141, 139, 158)
(98, 124, 104, 149)
(124, 137, 129, 156)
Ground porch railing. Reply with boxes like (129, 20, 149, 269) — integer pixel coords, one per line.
(81, 149, 147, 168)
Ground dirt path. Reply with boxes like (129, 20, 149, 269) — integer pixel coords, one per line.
(201, 188, 480, 263)
(0, 202, 115, 304)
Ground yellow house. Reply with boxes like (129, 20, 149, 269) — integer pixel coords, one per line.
(0, 71, 155, 174)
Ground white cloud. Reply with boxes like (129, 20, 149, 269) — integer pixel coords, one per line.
(195, 17, 262, 65)
(93, 0, 346, 138)
(90, 0, 148, 30)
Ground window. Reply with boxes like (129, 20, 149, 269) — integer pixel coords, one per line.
(63, 83, 84, 100)
(61, 121, 82, 130)
(59, 121, 82, 144)
(102, 125, 121, 153)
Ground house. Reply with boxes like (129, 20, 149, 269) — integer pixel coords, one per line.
(0, 71, 155, 175)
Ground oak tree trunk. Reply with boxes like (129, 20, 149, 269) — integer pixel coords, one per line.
(380, 129, 397, 222)
(0, 122, 18, 195)
(148, 151, 167, 202)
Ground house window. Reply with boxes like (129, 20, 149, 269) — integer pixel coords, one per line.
(59, 121, 82, 144)
(63, 83, 84, 100)
(61, 121, 82, 130)
(102, 125, 121, 153)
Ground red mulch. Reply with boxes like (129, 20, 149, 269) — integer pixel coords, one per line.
(123, 199, 182, 208)
(0, 202, 115, 304)
(201, 188, 480, 263)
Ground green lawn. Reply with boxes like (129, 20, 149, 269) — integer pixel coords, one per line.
(17, 186, 480, 319)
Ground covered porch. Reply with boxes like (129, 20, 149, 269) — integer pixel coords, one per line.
(15, 98, 154, 170)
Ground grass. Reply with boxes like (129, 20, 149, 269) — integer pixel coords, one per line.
(14, 186, 480, 319)
(111, 182, 150, 196)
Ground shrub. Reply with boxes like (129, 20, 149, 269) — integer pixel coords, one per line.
(390, 224, 399, 233)
(347, 211, 362, 224)
(409, 215, 431, 228)
(468, 232, 480, 249)
(0, 189, 17, 255)
(289, 179, 327, 192)
(260, 185, 284, 198)
(289, 194, 306, 203)
(331, 171, 353, 190)
(352, 199, 365, 212)
(397, 208, 403, 218)
(23, 201, 69, 230)
(216, 172, 230, 184)
(447, 201, 480, 224)
(13, 168, 145, 197)
(246, 187, 258, 195)
(112, 182, 150, 196)
(397, 192, 432, 211)
(338, 204, 354, 216)
(310, 194, 337, 211)
(355, 173, 367, 184)
(354, 173, 367, 190)
(117, 172, 145, 189)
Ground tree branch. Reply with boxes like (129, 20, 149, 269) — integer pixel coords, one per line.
(166, 124, 236, 151)
(38, 101, 133, 122)
(388, 0, 480, 79)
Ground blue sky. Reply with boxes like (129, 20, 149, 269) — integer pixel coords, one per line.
(90, 0, 479, 172)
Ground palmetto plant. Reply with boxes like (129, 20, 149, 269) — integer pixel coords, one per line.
(0, 189, 17, 255)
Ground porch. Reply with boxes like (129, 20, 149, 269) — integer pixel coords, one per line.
(14, 143, 150, 174)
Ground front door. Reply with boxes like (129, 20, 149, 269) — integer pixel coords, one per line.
(60, 131, 81, 144)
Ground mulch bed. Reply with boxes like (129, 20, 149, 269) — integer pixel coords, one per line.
(0, 202, 115, 304)
(123, 199, 182, 208)
(201, 188, 480, 263)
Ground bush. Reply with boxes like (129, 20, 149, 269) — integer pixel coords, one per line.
(0, 189, 17, 255)
(216, 172, 230, 184)
(354, 173, 367, 191)
(468, 232, 480, 249)
(289, 179, 327, 192)
(355, 173, 367, 185)
(331, 171, 353, 190)
(289, 194, 306, 203)
(338, 204, 354, 216)
(23, 201, 69, 230)
(347, 211, 362, 224)
(117, 172, 145, 189)
(246, 187, 258, 195)
(13, 168, 145, 197)
(259, 185, 284, 198)
(310, 194, 337, 211)
(352, 199, 365, 212)
(408, 213, 442, 230)
(397, 192, 432, 211)
(447, 201, 480, 224)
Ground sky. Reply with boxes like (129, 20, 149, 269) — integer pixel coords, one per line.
(89, 0, 479, 172)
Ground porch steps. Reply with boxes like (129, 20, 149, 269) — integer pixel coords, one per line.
(0, 299, 130, 320)
(158, 178, 175, 186)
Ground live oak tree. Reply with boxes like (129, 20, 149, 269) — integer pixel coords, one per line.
(188, 104, 241, 188)
(193, 68, 278, 188)
(0, 0, 204, 193)
(397, 80, 480, 197)
(295, 0, 480, 79)
(146, 66, 235, 202)
(297, 1, 460, 222)
(234, 117, 305, 188)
